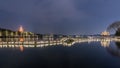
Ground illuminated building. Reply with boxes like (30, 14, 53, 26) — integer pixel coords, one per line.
(42, 34, 54, 41)
(0, 26, 38, 42)
(101, 30, 110, 36)
(18, 25, 24, 33)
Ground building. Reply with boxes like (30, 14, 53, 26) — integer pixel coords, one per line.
(101, 30, 110, 36)
(0, 26, 38, 42)
(42, 34, 54, 41)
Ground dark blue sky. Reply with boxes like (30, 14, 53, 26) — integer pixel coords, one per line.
(0, 0, 120, 35)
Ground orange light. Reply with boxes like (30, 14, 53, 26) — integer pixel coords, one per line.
(19, 38, 24, 42)
(20, 45, 24, 52)
(18, 25, 24, 32)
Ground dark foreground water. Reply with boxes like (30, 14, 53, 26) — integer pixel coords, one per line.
(0, 42, 120, 68)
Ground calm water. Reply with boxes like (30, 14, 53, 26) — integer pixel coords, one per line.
(0, 42, 120, 68)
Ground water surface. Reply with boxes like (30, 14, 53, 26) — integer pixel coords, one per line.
(0, 42, 120, 68)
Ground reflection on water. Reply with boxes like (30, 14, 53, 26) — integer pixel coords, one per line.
(115, 42, 120, 48)
(19, 45, 24, 52)
(10, 40, 120, 58)
(99, 40, 120, 58)
(100, 41, 110, 47)
(106, 42, 120, 57)
(0, 39, 119, 57)
(1, 38, 120, 68)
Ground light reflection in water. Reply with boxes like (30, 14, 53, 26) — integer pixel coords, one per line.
(19, 45, 24, 52)
(105, 42, 120, 57)
(0, 40, 112, 52)
(1, 37, 120, 58)
(100, 41, 110, 47)
(99, 40, 120, 58)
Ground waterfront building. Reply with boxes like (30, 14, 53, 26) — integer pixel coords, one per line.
(0, 26, 38, 42)
(101, 30, 110, 36)
(42, 34, 54, 41)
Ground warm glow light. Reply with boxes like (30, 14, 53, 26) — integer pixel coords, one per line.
(20, 45, 24, 52)
(101, 30, 110, 36)
(100, 41, 110, 47)
(19, 38, 24, 42)
(18, 25, 24, 32)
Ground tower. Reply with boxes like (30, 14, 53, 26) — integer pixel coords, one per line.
(18, 25, 24, 33)
(18, 25, 24, 42)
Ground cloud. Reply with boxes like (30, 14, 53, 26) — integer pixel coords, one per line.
(0, 0, 115, 34)
(0, 0, 88, 21)
(0, 0, 90, 34)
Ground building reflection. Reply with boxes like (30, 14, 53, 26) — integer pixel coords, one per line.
(100, 41, 110, 47)
(0, 37, 112, 52)
(100, 41, 120, 58)
(19, 45, 24, 52)
(98, 39, 120, 57)
(105, 43, 120, 57)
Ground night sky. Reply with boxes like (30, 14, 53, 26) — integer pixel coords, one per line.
(0, 0, 120, 35)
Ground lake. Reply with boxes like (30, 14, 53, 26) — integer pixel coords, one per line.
(0, 41, 120, 68)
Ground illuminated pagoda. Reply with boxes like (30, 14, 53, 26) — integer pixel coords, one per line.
(18, 25, 24, 33)
(0, 25, 38, 42)
(16, 25, 38, 42)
